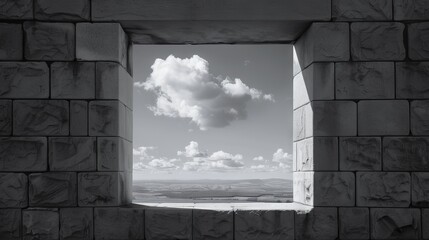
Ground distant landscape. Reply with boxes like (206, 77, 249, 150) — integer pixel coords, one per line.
(133, 178, 293, 203)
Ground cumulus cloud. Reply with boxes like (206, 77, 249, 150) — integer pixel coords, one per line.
(177, 141, 207, 158)
(253, 156, 265, 162)
(134, 55, 274, 130)
(133, 146, 180, 171)
(272, 148, 293, 169)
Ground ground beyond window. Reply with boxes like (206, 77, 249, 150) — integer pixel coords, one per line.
(132, 45, 293, 203)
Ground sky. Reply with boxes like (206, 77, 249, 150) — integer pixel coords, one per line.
(132, 45, 293, 180)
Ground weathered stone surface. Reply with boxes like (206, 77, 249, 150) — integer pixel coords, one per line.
(383, 137, 429, 171)
(411, 100, 429, 135)
(394, 0, 429, 20)
(49, 137, 96, 171)
(423, 209, 429, 239)
(333, 0, 392, 21)
(24, 22, 75, 61)
(13, 100, 69, 136)
(412, 173, 429, 207)
(296, 137, 338, 171)
(94, 208, 144, 240)
(351, 22, 405, 61)
(0, 0, 33, 19)
(60, 208, 93, 240)
(35, 0, 90, 21)
(0, 62, 49, 98)
(339, 208, 369, 240)
(335, 62, 394, 99)
(340, 137, 381, 171)
(293, 104, 313, 141)
(98, 137, 132, 171)
(70, 101, 88, 136)
(78, 172, 125, 206)
(0, 100, 11, 135)
(371, 208, 420, 239)
(0, 137, 47, 171)
(125, 106, 133, 141)
(23, 208, 59, 240)
(314, 172, 355, 206)
(0, 23, 22, 60)
(193, 210, 233, 240)
(89, 101, 126, 138)
(295, 208, 337, 240)
(357, 172, 410, 207)
(293, 172, 313, 205)
(409, 22, 429, 60)
(145, 209, 192, 240)
(313, 101, 357, 136)
(51, 62, 95, 99)
(0, 173, 27, 208)
(29, 172, 77, 207)
(77, 23, 128, 68)
(0, 209, 21, 240)
(358, 100, 409, 136)
(396, 62, 429, 99)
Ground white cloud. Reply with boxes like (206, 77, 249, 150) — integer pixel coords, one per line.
(133, 146, 156, 162)
(177, 141, 207, 158)
(148, 158, 179, 170)
(272, 148, 292, 169)
(253, 156, 265, 162)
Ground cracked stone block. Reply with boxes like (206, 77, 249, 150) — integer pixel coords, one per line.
(77, 23, 128, 68)
(89, 101, 126, 138)
(145, 209, 192, 240)
(35, 0, 90, 21)
(23, 208, 59, 240)
(293, 172, 313, 205)
(0, 173, 27, 208)
(295, 208, 337, 240)
(395, 0, 429, 20)
(94, 208, 144, 240)
(13, 100, 69, 136)
(0, 137, 47, 171)
(193, 210, 233, 240)
(339, 208, 369, 240)
(29, 172, 77, 207)
(70, 101, 88, 136)
(412, 173, 429, 207)
(335, 62, 394, 99)
(0, 23, 22, 60)
(78, 172, 125, 206)
(396, 62, 429, 99)
(60, 208, 93, 240)
(383, 137, 429, 171)
(409, 23, 429, 60)
(0, 100, 11, 135)
(371, 208, 420, 239)
(313, 101, 357, 136)
(49, 137, 96, 171)
(351, 22, 405, 61)
(340, 137, 381, 171)
(314, 172, 355, 206)
(24, 22, 75, 61)
(0, 0, 33, 19)
(235, 211, 294, 240)
(333, 0, 392, 21)
(358, 100, 409, 136)
(293, 103, 313, 141)
(0, 209, 21, 240)
(411, 100, 429, 135)
(357, 172, 410, 207)
(96, 62, 133, 109)
(296, 137, 338, 171)
(97, 137, 132, 171)
(51, 62, 95, 99)
(0, 62, 49, 98)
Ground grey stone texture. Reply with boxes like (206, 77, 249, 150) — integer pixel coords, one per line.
(35, 0, 90, 21)
(94, 208, 144, 240)
(296, 137, 338, 171)
(409, 22, 429, 60)
(339, 208, 369, 240)
(0, 100, 11, 135)
(411, 100, 429, 135)
(193, 210, 233, 240)
(78, 172, 125, 206)
(51, 62, 95, 99)
(60, 208, 93, 240)
(0, 137, 47, 172)
(371, 208, 420, 239)
(395, 0, 429, 20)
(293, 103, 313, 141)
(0, 173, 27, 208)
(295, 208, 337, 240)
(412, 173, 429, 207)
(0, 23, 23, 60)
(89, 101, 128, 139)
(70, 101, 88, 136)
(0, 0, 33, 19)
(357, 172, 410, 207)
(358, 100, 409, 136)
(293, 172, 313, 205)
(314, 172, 355, 206)
(29, 172, 77, 206)
(340, 137, 381, 171)
(424, 209, 429, 239)
(49, 137, 96, 171)
(97, 137, 132, 171)
(24, 22, 75, 60)
(335, 62, 394, 99)
(312, 101, 357, 136)
(383, 137, 429, 171)
(0, 209, 21, 240)
(23, 208, 59, 240)
(0, 62, 49, 98)
(351, 22, 405, 61)
(396, 62, 429, 99)
(13, 100, 69, 136)
(145, 209, 192, 240)
(333, 0, 392, 21)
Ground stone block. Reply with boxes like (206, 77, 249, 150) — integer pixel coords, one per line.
(333, 0, 392, 21)
(70, 101, 88, 136)
(0, 137, 47, 171)
(0, 0, 33, 19)
(339, 137, 381, 171)
(358, 100, 409, 136)
(396, 62, 429, 99)
(357, 172, 410, 207)
(0, 209, 21, 240)
(314, 172, 355, 206)
(351, 22, 405, 61)
(77, 23, 128, 68)
(60, 208, 93, 240)
(0, 62, 49, 98)
(94, 208, 144, 240)
(409, 23, 429, 60)
(296, 137, 338, 171)
(97, 137, 132, 171)
(412, 173, 429, 207)
(394, 0, 429, 20)
(145, 208, 192, 240)
(295, 208, 337, 240)
(0, 100, 11, 135)
(89, 101, 126, 138)
(423, 209, 429, 239)
(13, 100, 69, 136)
(193, 210, 233, 240)
(293, 172, 313, 205)
(78, 172, 125, 206)
(23, 208, 59, 240)
(383, 137, 429, 171)
(51, 62, 95, 99)
(313, 101, 357, 136)
(49, 137, 96, 171)
(411, 100, 429, 135)
(29, 172, 77, 207)
(0, 23, 22, 60)
(339, 208, 369, 240)
(0, 173, 27, 208)
(371, 208, 420, 239)
(293, 104, 312, 141)
(35, 0, 90, 21)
